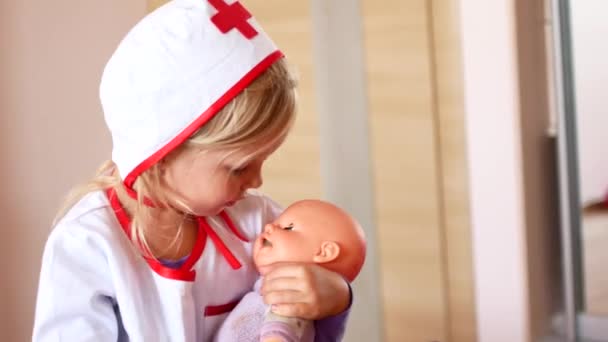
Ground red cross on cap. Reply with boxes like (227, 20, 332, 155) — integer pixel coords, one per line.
(208, 0, 258, 39)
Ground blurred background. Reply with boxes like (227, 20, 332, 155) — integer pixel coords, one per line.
(2, 0, 604, 341)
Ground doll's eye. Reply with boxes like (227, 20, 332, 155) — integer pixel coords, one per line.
(282, 223, 294, 231)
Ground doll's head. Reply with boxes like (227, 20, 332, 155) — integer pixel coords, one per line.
(253, 200, 366, 282)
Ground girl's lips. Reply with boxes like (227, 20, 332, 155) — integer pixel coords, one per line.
(226, 196, 244, 207)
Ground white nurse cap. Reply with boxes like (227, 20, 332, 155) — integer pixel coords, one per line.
(100, 0, 283, 188)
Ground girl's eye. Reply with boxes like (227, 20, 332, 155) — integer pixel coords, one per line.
(282, 223, 294, 231)
(231, 166, 248, 176)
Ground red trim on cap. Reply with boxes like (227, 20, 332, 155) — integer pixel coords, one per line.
(220, 210, 248, 242)
(204, 299, 240, 316)
(106, 188, 207, 282)
(123, 50, 284, 188)
(124, 186, 158, 208)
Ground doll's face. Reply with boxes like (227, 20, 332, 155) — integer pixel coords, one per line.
(253, 200, 366, 281)
(253, 203, 327, 275)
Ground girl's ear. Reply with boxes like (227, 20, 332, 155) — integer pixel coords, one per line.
(158, 157, 170, 175)
(312, 241, 341, 264)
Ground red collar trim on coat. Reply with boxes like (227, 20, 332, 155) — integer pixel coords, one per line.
(106, 188, 248, 281)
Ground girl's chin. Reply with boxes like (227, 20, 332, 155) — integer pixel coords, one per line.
(189, 206, 223, 217)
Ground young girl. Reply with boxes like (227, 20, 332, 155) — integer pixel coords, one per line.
(32, 0, 350, 341)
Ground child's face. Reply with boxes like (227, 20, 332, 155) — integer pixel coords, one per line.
(162, 141, 281, 217)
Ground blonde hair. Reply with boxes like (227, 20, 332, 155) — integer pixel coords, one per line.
(55, 59, 298, 258)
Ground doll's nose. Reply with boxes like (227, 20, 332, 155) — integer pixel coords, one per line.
(263, 223, 276, 234)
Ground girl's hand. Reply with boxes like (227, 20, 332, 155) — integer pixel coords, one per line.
(260, 263, 350, 320)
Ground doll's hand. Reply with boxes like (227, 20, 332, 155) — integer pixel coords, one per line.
(261, 337, 286, 342)
(260, 263, 350, 320)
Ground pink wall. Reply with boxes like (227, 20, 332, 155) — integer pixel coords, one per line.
(460, 0, 530, 341)
(0, 1, 145, 340)
(571, 0, 608, 206)
(461, 0, 562, 340)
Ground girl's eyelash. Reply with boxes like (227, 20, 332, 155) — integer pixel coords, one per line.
(282, 223, 294, 230)
(230, 165, 248, 175)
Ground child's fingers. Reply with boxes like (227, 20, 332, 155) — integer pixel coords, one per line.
(271, 302, 317, 320)
(261, 263, 344, 319)
(261, 276, 306, 295)
(262, 263, 309, 281)
(262, 289, 303, 306)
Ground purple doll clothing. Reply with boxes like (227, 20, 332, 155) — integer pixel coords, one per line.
(213, 278, 350, 342)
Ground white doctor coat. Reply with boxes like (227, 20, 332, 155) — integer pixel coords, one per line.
(33, 189, 280, 342)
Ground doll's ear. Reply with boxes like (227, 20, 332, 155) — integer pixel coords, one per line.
(313, 241, 341, 264)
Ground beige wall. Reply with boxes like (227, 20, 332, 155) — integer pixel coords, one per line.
(0, 1, 147, 340)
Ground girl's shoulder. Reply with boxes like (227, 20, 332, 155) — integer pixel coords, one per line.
(57, 190, 113, 224)
(39, 191, 134, 303)
(222, 191, 284, 238)
(46, 190, 127, 260)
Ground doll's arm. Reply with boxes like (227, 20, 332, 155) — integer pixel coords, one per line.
(259, 283, 353, 342)
(260, 310, 313, 342)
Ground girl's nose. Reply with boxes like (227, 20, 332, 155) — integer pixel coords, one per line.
(241, 168, 263, 192)
(249, 170, 263, 189)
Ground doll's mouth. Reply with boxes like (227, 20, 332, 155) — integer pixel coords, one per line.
(262, 238, 273, 248)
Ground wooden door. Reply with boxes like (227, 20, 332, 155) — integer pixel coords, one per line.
(362, 0, 476, 341)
